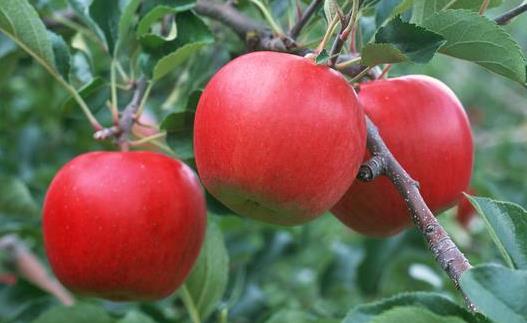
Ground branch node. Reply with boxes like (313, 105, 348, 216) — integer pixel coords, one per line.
(357, 156, 385, 181)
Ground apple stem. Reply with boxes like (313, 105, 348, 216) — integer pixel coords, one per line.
(328, 0, 360, 67)
(128, 132, 167, 146)
(93, 77, 149, 151)
(478, 0, 490, 15)
(117, 77, 149, 151)
(194, 1, 303, 54)
(180, 285, 202, 323)
(377, 64, 392, 79)
(288, 0, 323, 40)
(358, 117, 476, 311)
(0, 235, 75, 306)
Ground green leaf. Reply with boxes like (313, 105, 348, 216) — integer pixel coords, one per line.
(116, 311, 157, 323)
(32, 303, 113, 323)
(48, 31, 71, 81)
(343, 292, 484, 323)
(160, 90, 201, 161)
(90, 0, 120, 54)
(117, 0, 142, 54)
(411, 0, 502, 25)
(68, 0, 108, 50)
(140, 11, 213, 80)
(449, 0, 501, 9)
(0, 51, 17, 88)
(362, 16, 445, 65)
(152, 42, 208, 80)
(361, 43, 407, 66)
(0, 280, 53, 322)
(323, 0, 339, 23)
(359, 16, 377, 46)
(467, 196, 527, 270)
(184, 221, 229, 320)
(375, 0, 408, 27)
(137, 6, 178, 49)
(371, 306, 466, 323)
(315, 49, 329, 64)
(460, 264, 527, 323)
(0, 0, 60, 77)
(0, 176, 38, 218)
(62, 77, 106, 114)
(137, 3, 203, 50)
(357, 235, 408, 294)
(0, 33, 16, 57)
(141, 0, 196, 13)
(266, 309, 339, 323)
(422, 10, 527, 84)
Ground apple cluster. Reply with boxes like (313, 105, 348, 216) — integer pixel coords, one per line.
(42, 51, 473, 301)
(195, 51, 473, 236)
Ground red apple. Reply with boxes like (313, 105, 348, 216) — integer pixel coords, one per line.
(332, 75, 473, 237)
(194, 51, 366, 225)
(43, 151, 206, 301)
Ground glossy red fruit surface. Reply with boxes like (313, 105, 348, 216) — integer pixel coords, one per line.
(332, 75, 474, 237)
(43, 151, 206, 301)
(194, 51, 366, 225)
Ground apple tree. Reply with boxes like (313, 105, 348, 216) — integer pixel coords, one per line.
(0, 0, 526, 322)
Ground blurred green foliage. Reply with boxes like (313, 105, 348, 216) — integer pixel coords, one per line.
(0, 0, 526, 322)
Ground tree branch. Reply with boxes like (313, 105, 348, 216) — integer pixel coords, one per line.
(495, 2, 527, 25)
(42, 9, 76, 29)
(288, 0, 323, 39)
(328, 13, 352, 66)
(358, 117, 475, 310)
(0, 235, 75, 306)
(93, 77, 148, 150)
(194, 0, 300, 52)
(117, 77, 148, 150)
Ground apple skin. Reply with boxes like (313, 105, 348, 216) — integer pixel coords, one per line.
(194, 51, 366, 225)
(332, 75, 474, 237)
(43, 151, 206, 301)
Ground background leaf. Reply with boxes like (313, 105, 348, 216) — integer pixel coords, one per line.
(411, 0, 502, 24)
(460, 264, 527, 323)
(140, 12, 213, 80)
(265, 309, 339, 323)
(116, 311, 157, 323)
(370, 306, 466, 323)
(342, 292, 483, 323)
(160, 90, 201, 161)
(68, 0, 108, 50)
(184, 221, 229, 320)
(422, 9, 527, 84)
(361, 16, 445, 65)
(89, 0, 120, 54)
(467, 196, 527, 270)
(0, 176, 38, 218)
(48, 31, 71, 81)
(117, 0, 142, 54)
(0, 0, 59, 76)
(33, 303, 114, 323)
(61, 77, 107, 115)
